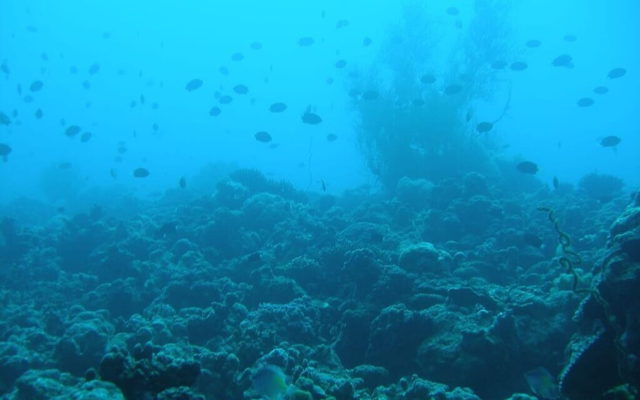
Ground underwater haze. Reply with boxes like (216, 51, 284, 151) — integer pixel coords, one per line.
(1, 1, 640, 400)
(0, 0, 638, 208)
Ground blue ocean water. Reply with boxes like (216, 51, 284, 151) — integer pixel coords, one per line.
(1, 0, 638, 204)
(0, 1, 639, 399)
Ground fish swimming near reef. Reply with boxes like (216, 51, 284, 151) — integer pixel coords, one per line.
(302, 109, 322, 125)
(600, 135, 621, 148)
(185, 78, 203, 91)
(233, 84, 249, 94)
(516, 161, 538, 174)
(255, 131, 272, 143)
(552, 54, 573, 68)
(0, 111, 11, 125)
(476, 122, 493, 133)
(269, 102, 287, 113)
(0, 143, 12, 162)
(607, 67, 626, 79)
(524, 367, 560, 399)
(251, 364, 291, 400)
(65, 125, 81, 137)
(577, 97, 594, 107)
(133, 167, 150, 178)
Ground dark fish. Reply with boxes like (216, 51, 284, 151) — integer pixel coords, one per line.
(246, 252, 261, 263)
(524, 367, 560, 400)
(510, 61, 528, 71)
(80, 132, 92, 143)
(564, 34, 577, 42)
(179, 176, 186, 188)
(525, 39, 541, 48)
(109, 168, 117, 178)
(302, 111, 322, 125)
(30, 80, 44, 92)
(88, 63, 100, 75)
(491, 60, 507, 70)
(466, 109, 473, 122)
(600, 135, 621, 147)
(23, 95, 34, 103)
(336, 19, 349, 28)
(444, 84, 462, 95)
(269, 102, 287, 113)
(361, 90, 379, 100)
(1, 62, 9, 74)
(65, 125, 81, 137)
(516, 161, 538, 174)
(321, 179, 326, 192)
(58, 162, 72, 169)
(255, 131, 272, 142)
(326, 133, 337, 142)
(219, 95, 232, 104)
(0, 143, 11, 162)
(250, 41, 263, 50)
(553, 176, 559, 190)
(552, 54, 573, 68)
(413, 98, 425, 107)
(593, 86, 608, 95)
(251, 365, 288, 400)
(231, 52, 244, 61)
(69, 65, 78, 74)
(233, 84, 249, 94)
(522, 232, 543, 248)
(476, 122, 493, 133)
(219, 66, 229, 75)
(420, 74, 436, 84)
(335, 59, 347, 68)
(607, 68, 626, 79)
(298, 37, 315, 46)
(0, 111, 11, 125)
(446, 6, 459, 16)
(209, 106, 221, 116)
(82, 80, 91, 89)
(35, 109, 43, 119)
(185, 79, 203, 91)
(133, 167, 149, 178)
(362, 37, 372, 47)
(577, 97, 594, 107)
(152, 123, 159, 131)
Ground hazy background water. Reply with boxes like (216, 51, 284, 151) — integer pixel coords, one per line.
(1, 0, 638, 211)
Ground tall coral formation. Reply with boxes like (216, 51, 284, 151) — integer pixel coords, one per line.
(354, 0, 511, 189)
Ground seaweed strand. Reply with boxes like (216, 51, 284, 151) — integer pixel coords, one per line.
(537, 206, 629, 383)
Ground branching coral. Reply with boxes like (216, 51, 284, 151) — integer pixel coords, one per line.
(354, 0, 511, 189)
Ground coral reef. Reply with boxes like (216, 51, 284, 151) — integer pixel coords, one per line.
(0, 169, 636, 400)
